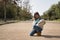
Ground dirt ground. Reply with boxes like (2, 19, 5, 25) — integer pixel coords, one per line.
(0, 21, 60, 40)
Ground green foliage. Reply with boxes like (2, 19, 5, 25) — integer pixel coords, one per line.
(41, 1, 60, 20)
(0, 0, 32, 20)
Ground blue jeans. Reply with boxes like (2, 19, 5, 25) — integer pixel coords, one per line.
(30, 26, 42, 36)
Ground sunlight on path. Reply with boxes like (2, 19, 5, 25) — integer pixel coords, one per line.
(0, 21, 60, 40)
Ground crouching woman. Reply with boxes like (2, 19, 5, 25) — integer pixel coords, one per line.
(30, 12, 46, 36)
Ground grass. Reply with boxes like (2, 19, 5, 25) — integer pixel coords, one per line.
(53, 19, 60, 22)
(0, 20, 19, 25)
(46, 19, 60, 23)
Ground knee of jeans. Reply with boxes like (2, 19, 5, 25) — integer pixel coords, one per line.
(30, 31, 35, 36)
(30, 33, 33, 36)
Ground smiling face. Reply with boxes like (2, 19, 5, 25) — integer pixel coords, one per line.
(34, 12, 40, 20)
(34, 14, 39, 19)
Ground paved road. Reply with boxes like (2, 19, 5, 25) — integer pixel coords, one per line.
(0, 21, 60, 40)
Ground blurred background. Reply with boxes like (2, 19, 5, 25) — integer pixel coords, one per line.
(0, 0, 60, 23)
(0, 0, 32, 21)
(0, 0, 60, 40)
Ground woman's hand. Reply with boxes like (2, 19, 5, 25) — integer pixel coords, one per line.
(38, 19, 46, 27)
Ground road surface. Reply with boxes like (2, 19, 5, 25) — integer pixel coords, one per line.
(0, 21, 60, 40)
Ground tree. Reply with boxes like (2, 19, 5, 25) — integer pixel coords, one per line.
(0, 0, 32, 20)
(41, 1, 60, 20)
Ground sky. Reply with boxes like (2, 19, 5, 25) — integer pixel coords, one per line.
(29, 0, 60, 16)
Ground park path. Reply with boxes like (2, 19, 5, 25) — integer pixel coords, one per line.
(0, 21, 60, 40)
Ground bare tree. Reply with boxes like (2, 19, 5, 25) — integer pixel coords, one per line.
(23, 0, 31, 12)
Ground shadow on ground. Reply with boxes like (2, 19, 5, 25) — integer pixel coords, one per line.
(33, 35, 60, 38)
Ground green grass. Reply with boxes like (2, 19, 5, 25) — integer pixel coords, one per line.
(52, 19, 60, 22)
(54, 19, 60, 21)
(0, 20, 19, 25)
(46, 19, 60, 23)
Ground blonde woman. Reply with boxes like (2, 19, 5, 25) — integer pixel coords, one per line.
(30, 12, 46, 36)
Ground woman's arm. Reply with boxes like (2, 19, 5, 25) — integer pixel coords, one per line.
(38, 19, 46, 27)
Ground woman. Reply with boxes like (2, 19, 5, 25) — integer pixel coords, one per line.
(30, 12, 45, 36)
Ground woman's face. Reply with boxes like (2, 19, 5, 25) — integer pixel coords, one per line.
(34, 14, 39, 19)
